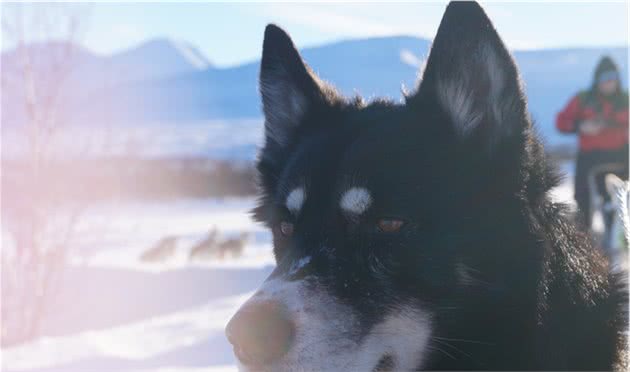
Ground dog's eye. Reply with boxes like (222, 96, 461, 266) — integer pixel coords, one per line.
(377, 219, 404, 233)
(279, 221, 294, 237)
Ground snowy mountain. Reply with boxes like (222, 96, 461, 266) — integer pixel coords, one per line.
(83, 36, 626, 149)
(105, 38, 212, 82)
(1, 38, 213, 125)
(73, 36, 430, 123)
(2, 36, 627, 154)
(1, 38, 212, 87)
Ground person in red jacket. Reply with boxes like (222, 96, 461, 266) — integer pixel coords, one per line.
(556, 56, 628, 231)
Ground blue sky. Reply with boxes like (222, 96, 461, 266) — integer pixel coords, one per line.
(3, 2, 628, 67)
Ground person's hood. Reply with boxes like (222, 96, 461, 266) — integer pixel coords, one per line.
(592, 56, 620, 86)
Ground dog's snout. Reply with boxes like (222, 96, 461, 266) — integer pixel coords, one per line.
(225, 300, 294, 366)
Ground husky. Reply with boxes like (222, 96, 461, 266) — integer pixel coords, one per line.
(216, 232, 249, 259)
(189, 227, 219, 261)
(140, 236, 177, 263)
(225, 2, 628, 370)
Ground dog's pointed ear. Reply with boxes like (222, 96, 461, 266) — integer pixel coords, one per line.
(260, 24, 327, 147)
(409, 2, 528, 146)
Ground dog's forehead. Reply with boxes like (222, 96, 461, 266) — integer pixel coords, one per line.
(276, 129, 349, 200)
(276, 104, 443, 211)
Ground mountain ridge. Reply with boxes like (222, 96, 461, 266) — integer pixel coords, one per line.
(2, 36, 627, 152)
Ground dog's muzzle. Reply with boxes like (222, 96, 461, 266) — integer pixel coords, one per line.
(225, 274, 432, 371)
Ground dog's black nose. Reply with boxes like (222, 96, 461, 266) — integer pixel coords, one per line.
(225, 300, 294, 366)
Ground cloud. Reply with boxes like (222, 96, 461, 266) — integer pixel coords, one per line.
(260, 3, 429, 38)
(86, 22, 147, 55)
(109, 23, 146, 43)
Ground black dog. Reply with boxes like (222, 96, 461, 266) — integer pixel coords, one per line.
(226, 2, 628, 370)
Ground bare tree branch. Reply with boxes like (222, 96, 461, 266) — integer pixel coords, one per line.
(1, 2, 93, 347)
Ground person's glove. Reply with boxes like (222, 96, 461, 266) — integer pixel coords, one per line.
(579, 119, 606, 135)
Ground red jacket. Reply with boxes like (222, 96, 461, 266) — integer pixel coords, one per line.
(556, 92, 628, 151)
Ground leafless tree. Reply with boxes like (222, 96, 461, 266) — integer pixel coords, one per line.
(1, 3, 93, 346)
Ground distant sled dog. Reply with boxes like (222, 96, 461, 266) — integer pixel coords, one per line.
(189, 228, 219, 261)
(140, 236, 177, 263)
(216, 232, 249, 259)
(189, 229, 248, 260)
(226, 2, 628, 370)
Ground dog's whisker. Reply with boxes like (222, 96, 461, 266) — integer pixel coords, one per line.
(427, 345, 457, 360)
(432, 338, 472, 359)
(432, 336, 495, 346)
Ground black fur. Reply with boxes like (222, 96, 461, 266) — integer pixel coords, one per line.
(253, 2, 628, 370)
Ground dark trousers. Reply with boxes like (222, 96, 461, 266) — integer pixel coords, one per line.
(574, 145, 628, 229)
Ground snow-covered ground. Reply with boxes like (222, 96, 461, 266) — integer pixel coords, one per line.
(2, 165, 583, 372)
(2, 197, 274, 372)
